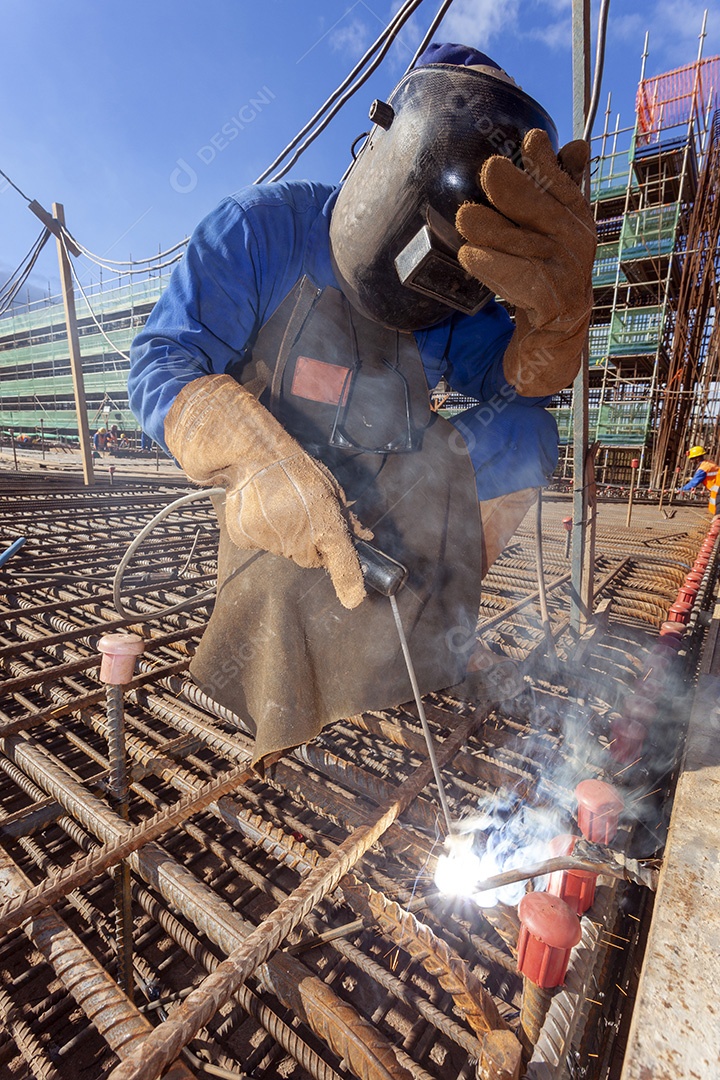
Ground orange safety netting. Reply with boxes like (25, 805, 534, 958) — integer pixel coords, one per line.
(636, 56, 720, 143)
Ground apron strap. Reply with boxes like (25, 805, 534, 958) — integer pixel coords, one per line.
(269, 277, 321, 415)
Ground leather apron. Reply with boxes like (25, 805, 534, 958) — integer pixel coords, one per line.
(189, 279, 483, 766)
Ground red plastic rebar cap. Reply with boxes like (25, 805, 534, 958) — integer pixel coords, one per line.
(610, 715, 647, 764)
(546, 834, 598, 915)
(562, 516, 573, 533)
(659, 620, 684, 639)
(517, 892, 582, 988)
(667, 601, 692, 624)
(98, 633, 145, 685)
(624, 694, 656, 725)
(575, 779, 624, 843)
(685, 571, 703, 586)
(677, 584, 698, 606)
(631, 458, 640, 469)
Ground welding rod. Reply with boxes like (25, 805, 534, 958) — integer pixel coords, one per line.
(355, 540, 455, 837)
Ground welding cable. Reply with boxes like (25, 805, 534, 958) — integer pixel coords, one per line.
(113, 487, 225, 621)
(583, 0, 611, 141)
(255, 0, 424, 184)
(534, 490, 558, 661)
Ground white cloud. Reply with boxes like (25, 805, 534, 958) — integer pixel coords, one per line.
(436, 0, 521, 48)
(610, 0, 718, 69)
(329, 17, 372, 56)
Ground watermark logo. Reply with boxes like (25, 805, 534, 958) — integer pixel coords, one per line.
(170, 86, 277, 194)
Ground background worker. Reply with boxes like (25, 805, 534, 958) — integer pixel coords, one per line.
(128, 43, 596, 768)
(682, 445, 719, 513)
(93, 427, 108, 454)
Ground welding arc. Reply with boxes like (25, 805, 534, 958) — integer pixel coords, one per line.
(0, 763, 253, 937)
(106, 712, 480, 1080)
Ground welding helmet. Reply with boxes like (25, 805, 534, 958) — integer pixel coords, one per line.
(688, 445, 706, 459)
(329, 42, 559, 331)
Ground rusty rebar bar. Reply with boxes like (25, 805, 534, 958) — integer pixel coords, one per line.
(106, 712, 480, 1080)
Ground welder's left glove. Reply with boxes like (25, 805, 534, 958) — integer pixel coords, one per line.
(456, 129, 597, 397)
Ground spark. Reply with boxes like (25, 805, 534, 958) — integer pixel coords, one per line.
(586, 997, 603, 1005)
(632, 787, 662, 802)
(601, 939, 625, 951)
(603, 930, 630, 942)
(627, 913, 640, 922)
(613, 756, 642, 776)
(616, 983, 628, 996)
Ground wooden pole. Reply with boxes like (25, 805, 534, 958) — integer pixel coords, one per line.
(53, 203, 94, 486)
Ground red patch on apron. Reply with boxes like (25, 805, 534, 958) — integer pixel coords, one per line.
(291, 355, 351, 406)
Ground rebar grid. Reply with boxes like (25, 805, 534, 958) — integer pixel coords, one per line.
(0, 483, 714, 1080)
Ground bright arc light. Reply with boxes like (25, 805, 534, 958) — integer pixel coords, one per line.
(434, 834, 483, 898)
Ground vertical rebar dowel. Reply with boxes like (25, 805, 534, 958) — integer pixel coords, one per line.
(106, 682, 134, 999)
(520, 979, 554, 1055)
(534, 491, 558, 661)
(658, 465, 669, 512)
(626, 458, 639, 527)
(106, 685, 129, 812)
(98, 633, 145, 1003)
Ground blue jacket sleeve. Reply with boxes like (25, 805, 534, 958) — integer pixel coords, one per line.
(128, 186, 324, 450)
(682, 468, 707, 492)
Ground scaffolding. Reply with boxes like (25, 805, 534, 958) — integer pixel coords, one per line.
(0, 275, 167, 440)
(554, 48, 720, 487)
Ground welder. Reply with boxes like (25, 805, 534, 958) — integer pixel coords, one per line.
(682, 445, 719, 513)
(128, 43, 596, 768)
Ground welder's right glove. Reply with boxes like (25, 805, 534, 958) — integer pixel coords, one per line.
(456, 129, 597, 397)
(164, 374, 370, 609)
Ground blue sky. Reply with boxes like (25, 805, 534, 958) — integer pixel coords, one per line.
(1, 0, 718, 300)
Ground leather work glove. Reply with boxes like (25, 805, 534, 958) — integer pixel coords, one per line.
(164, 374, 371, 609)
(456, 129, 597, 397)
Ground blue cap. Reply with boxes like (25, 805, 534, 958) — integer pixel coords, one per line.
(415, 42, 502, 70)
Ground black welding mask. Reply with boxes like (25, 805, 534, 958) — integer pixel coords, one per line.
(329, 48, 559, 331)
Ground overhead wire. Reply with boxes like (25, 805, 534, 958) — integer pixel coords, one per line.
(0, 229, 47, 304)
(60, 227, 186, 277)
(255, 0, 422, 184)
(268, 0, 427, 182)
(61, 227, 189, 269)
(0, 229, 50, 317)
(406, 0, 455, 72)
(584, 0, 612, 141)
(0, 166, 31, 203)
(61, 232, 132, 363)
